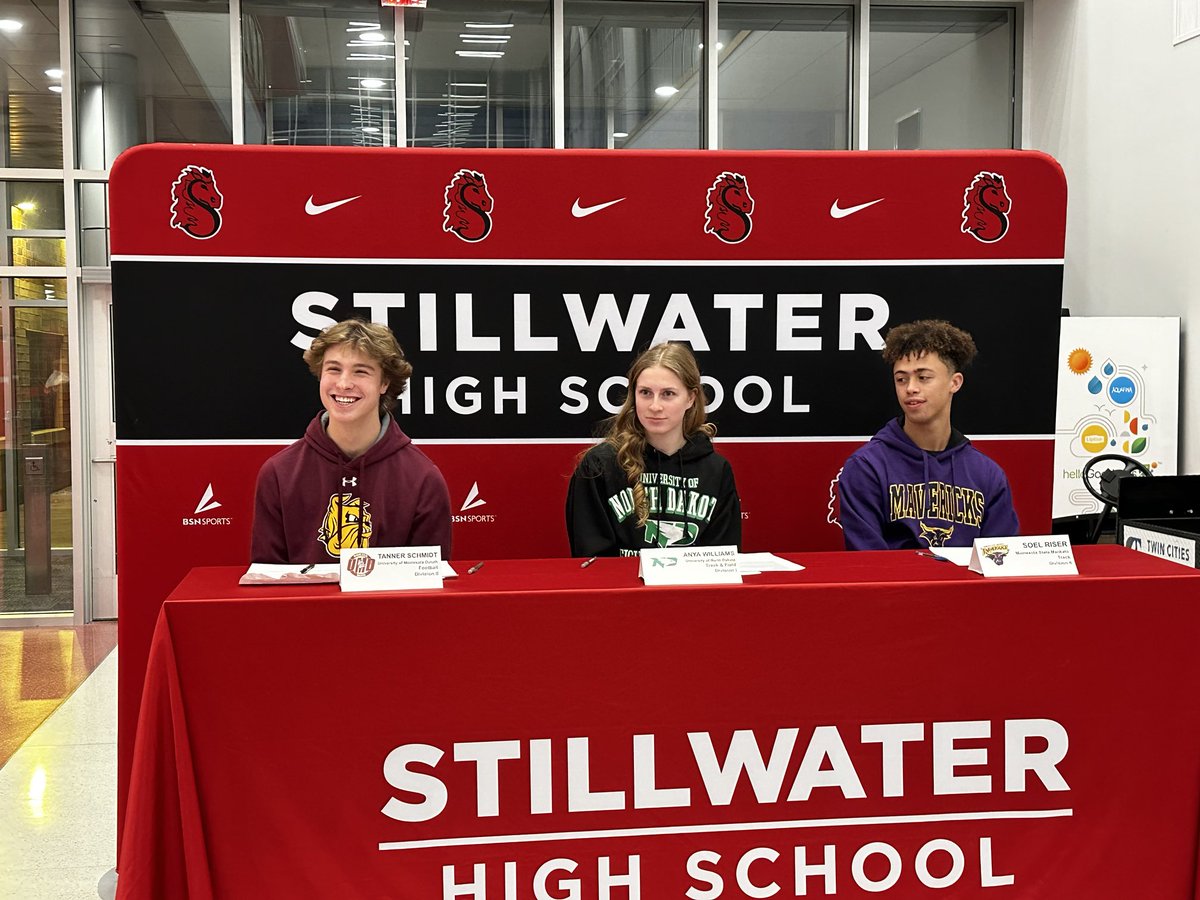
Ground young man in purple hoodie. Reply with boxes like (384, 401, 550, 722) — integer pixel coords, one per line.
(838, 319, 1018, 550)
(251, 319, 452, 563)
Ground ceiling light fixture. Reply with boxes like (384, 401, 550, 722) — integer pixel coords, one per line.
(613, 131, 629, 139)
(456, 50, 504, 58)
(45, 68, 63, 79)
(450, 82, 488, 87)
(0, 19, 23, 32)
(360, 31, 386, 43)
(464, 23, 514, 29)
(359, 78, 386, 89)
(48, 85, 63, 93)
(654, 85, 679, 97)
(459, 34, 509, 41)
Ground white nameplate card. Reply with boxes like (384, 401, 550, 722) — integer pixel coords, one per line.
(639, 546, 742, 586)
(968, 535, 1078, 577)
(340, 546, 444, 592)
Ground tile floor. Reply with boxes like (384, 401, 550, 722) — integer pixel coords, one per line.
(0, 630, 117, 900)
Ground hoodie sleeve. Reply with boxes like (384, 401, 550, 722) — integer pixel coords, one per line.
(565, 451, 622, 557)
(704, 458, 742, 549)
(250, 460, 288, 564)
(838, 455, 891, 551)
(980, 468, 1020, 537)
(409, 465, 453, 559)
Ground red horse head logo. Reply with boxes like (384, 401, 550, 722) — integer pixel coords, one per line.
(961, 171, 1011, 243)
(704, 171, 754, 244)
(442, 169, 494, 243)
(169, 165, 223, 240)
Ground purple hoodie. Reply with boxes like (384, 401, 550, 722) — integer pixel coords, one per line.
(251, 413, 452, 563)
(838, 418, 1018, 550)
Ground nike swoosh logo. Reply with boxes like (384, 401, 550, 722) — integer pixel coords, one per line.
(305, 195, 362, 216)
(572, 197, 625, 218)
(830, 197, 884, 219)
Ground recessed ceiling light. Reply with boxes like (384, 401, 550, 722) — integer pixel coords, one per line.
(48, 85, 63, 93)
(360, 31, 385, 43)
(361, 126, 381, 133)
(456, 50, 504, 58)
(465, 23, 514, 29)
(459, 34, 509, 41)
(360, 78, 386, 89)
(450, 82, 488, 88)
(613, 131, 629, 139)
(0, 20, 23, 32)
(655, 85, 679, 97)
(45, 68, 63, 79)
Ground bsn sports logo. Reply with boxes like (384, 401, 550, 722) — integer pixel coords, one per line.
(182, 482, 231, 526)
(442, 169, 494, 242)
(961, 171, 1011, 243)
(453, 481, 496, 523)
(703, 171, 754, 244)
(169, 165, 223, 240)
(460, 481, 486, 512)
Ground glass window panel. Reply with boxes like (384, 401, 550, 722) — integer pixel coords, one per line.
(79, 181, 109, 267)
(8, 182, 65, 230)
(717, 3, 851, 150)
(74, 0, 233, 167)
(0, 0, 64, 167)
(10, 237, 65, 267)
(404, 0, 551, 148)
(868, 6, 1015, 150)
(242, 1, 398, 147)
(13, 276, 65, 300)
(565, 0, 703, 150)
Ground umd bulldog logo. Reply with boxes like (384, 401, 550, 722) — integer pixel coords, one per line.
(345, 552, 375, 577)
(981, 542, 1010, 565)
(169, 165, 224, 240)
(704, 171, 754, 244)
(318, 493, 372, 558)
(442, 169, 494, 242)
(961, 171, 1011, 243)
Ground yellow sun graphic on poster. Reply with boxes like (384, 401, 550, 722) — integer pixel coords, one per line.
(1066, 347, 1093, 375)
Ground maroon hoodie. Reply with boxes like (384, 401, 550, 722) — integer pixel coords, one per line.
(251, 414, 452, 563)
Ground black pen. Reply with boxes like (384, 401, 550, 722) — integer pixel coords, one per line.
(467, 561, 484, 574)
(300, 563, 315, 574)
(580, 556, 597, 568)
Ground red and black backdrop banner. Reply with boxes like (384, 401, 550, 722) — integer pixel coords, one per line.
(109, 145, 1066, 833)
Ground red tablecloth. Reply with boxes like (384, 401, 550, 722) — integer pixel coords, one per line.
(117, 547, 1200, 899)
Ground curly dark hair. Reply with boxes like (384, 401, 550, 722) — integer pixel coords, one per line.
(882, 320, 978, 373)
(303, 318, 413, 413)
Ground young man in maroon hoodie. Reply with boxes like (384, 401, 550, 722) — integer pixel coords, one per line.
(251, 319, 452, 563)
(838, 319, 1018, 550)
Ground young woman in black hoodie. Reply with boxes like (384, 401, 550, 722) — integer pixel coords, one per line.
(565, 342, 741, 557)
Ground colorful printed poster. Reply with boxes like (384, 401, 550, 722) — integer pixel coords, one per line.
(1053, 317, 1180, 519)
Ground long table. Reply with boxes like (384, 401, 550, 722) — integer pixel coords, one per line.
(116, 547, 1200, 899)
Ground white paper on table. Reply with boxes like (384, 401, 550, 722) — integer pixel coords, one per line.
(929, 547, 974, 567)
(238, 564, 340, 585)
(737, 552, 806, 575)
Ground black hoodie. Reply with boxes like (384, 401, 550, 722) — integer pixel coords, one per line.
(565, 433, 741, 557)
